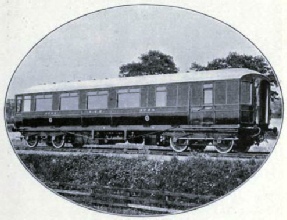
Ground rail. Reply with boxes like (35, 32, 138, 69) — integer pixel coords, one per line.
(14, 144, 270, 160)
(45, 182, 218, 214)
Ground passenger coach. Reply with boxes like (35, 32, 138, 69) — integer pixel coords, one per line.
(13, 68, 274, 153)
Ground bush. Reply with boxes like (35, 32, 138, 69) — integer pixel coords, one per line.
(19, 154, 263, 197)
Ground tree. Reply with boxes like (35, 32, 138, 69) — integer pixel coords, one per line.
(119, 50, 179, 77)
(190, 52, 279, 100)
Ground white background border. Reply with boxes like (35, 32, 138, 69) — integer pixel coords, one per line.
(0, 1, 286, 219)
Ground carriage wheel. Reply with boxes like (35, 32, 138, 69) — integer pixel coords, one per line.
(215, 139, 234, 153)
(170, 137, 188, 153)
(51, 135, 65, 149)
(25, 135, 38, 148)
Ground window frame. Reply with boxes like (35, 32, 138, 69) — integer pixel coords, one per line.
(87, 90, 108, 109)
(117, 88, 141, 108)
(23, 95, 32, 112)
(203, 83, 214, 106)
(156, 86, 167, 107)
(59, 92, 79, 110)
(35, 94, 53, 111)
(241, 81, 253, 105)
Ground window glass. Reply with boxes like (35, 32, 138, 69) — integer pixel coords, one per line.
(23, 96, 31, 112)
(156, 87, 167, 107)
(98, 91, 108, 95)
(129, 88, 140, 93)
(117, 88, 140, 108)
(36, 99, 52, 111)
(118, 93, 140, 108)
(241, 82, 252, 104)
(157, 86, 166, 91)
(60, 97, 78, 110)
(118, 89, 128, 94)
(35, 94, 53, 111)
(204, 84, 213, 104)
(60, 93, 78, 110)
(87, 92, 108, 109)
(203, 84, 213, 89)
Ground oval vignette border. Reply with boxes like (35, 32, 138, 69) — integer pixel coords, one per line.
(3, 3, 284, 218)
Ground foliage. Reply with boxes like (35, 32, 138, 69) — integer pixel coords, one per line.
(19, 154, 262, 197)
(271, 98, 282, 118)
(190, 52, 279, 100)
(119, 50, 179, 77)
(190, 52, 274, 79)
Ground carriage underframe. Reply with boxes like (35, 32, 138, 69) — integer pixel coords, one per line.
(20, 124, 264, 153)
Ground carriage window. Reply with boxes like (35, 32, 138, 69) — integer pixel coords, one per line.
(60, 92, 78, 110)
(16, 96, 22, 112)
(203, 84, 213, 105)
(117, 88, 140, 108)
(87, 91, 108, 109)
(35, 94, 53, 111)
(241, 82, 252, 105)
(156, 86, 167, 107)
(23, 96, 31, 112)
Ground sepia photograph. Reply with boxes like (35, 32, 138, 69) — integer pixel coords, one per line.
(2, 3, 284, 217)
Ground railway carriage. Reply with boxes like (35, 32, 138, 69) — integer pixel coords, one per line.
(13, 68, 275, 153)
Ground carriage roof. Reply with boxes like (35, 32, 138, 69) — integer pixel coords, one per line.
(23, 68, 266, 94)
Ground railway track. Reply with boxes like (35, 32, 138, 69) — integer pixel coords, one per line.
(13, 143, 270, 160)
(44, 182, 217, 214)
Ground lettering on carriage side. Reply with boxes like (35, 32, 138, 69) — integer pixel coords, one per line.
(140, 108, 156, 112)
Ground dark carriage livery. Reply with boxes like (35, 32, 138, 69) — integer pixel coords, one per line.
(13, 68, 276, 153)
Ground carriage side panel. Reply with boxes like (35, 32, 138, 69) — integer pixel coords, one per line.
(140, 86, 148, 107)
(166, 84, 177, 106)
(79, 91, 86, 110)
(178, 83, 188, 107)
(52, 93, 60, 110)
(147, 86, 156, 107)
(108, 89, 117, 109)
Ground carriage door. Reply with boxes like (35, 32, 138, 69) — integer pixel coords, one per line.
(189, 83, 214, 125)
(202, 83, 215, 124)
(255, 79, 270, 125)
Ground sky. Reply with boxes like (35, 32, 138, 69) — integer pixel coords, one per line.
(7, 5, 262, 98)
